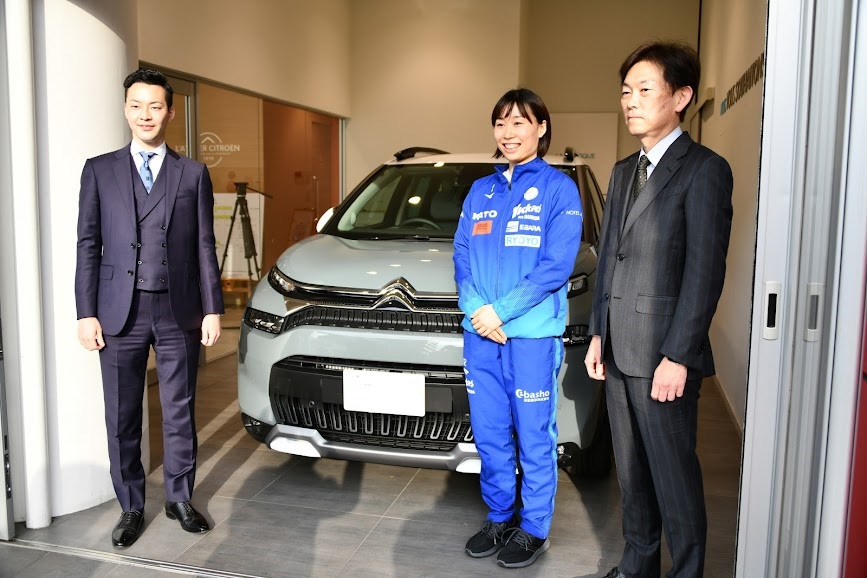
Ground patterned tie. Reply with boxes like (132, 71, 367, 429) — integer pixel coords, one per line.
(139, 151, 156, 193)
(632, 154, 650, 202)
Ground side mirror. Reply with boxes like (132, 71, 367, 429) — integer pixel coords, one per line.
(315, 207, 335, 233)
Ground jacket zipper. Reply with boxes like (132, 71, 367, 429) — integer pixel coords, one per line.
(495, 176, 514, 300)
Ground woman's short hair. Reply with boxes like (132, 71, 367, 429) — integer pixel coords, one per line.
(491, 88, 552, 159)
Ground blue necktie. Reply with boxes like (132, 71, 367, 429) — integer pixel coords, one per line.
(139, 151, 156, 193)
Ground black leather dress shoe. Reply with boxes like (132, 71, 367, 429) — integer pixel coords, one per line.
(603, 567, 627, 578)
(165, 501, 210, 533)
(111, 510, 144, 547)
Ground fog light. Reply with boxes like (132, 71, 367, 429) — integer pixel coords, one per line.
(243, 307, 285, 334)
(562, 324, 589, 346)
(567, 274, 588, 297)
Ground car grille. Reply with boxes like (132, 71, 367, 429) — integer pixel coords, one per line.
(270, 356, 473, 452)
(282, 305, 463, 334)
(272, 399, 473, 451)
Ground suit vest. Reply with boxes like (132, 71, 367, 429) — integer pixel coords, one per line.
(131, 156, 169, 291)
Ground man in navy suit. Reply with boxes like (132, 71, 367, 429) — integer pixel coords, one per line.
(76, 69, 224, 548)
(585, 43, 733, 577)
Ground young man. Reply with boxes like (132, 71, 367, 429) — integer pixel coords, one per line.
(584, 43, 733, 578)
(75, 69, 224, 548)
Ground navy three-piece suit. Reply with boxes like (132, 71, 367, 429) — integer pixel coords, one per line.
(75, 145, 224, 512)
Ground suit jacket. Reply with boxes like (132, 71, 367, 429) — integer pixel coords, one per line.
(588, 132, 733, 379)
(75, 145, 224, 336)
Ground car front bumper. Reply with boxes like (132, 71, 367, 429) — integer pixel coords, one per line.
(259, 421, 481, 473)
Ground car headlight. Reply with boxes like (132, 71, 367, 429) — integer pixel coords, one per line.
(243, 307, 285, 334)
(268, 265, 296, 295)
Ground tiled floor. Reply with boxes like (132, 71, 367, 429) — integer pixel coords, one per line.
(1, 337, 742, 577)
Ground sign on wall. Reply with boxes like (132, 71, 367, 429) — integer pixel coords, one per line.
(549, 113, 619, 195)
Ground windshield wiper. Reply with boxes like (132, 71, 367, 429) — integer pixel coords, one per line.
(359, 234, 453, 241)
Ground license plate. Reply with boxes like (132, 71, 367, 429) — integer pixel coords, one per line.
(342, 368, 425, 417)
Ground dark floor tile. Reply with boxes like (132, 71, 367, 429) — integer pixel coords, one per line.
(0, 542, 48, 576)
(175, 500, 379, 577)
(341, 516, 599, 577)
(383, 467, 487, 525)
(2, 549, 117, 577)
(250, 457, 417, 516)
(191, 445, 295, 501)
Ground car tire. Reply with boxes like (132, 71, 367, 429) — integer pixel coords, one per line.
(563, 395, 613, 477)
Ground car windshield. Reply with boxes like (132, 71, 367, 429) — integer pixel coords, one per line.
(330, 163, 501, 240)
(326, 160, 600, 243)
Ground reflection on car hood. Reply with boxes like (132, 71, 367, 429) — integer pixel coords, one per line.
(275, 234, 458, 294)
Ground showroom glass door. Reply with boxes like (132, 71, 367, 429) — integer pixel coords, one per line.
(162, 74, 195, 159)
(738, 0, 866, 575)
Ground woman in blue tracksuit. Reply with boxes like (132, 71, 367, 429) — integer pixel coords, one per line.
(454, 88, 583, 569)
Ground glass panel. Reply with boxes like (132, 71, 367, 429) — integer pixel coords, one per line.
(197, 82, 264, 283)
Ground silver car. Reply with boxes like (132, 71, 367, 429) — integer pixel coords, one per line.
(238, 147, 610, 476)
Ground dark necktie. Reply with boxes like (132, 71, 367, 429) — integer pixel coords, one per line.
(139, 151, 156, 193)
(632, 154, 650, 202)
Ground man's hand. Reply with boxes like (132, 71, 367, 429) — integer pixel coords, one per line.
(470, 304, 503, 338)
(584, 335, 605, 380)
(651, 357, 687, 402)
(78, 317, 105, 351)
(201, 314, 222, 346)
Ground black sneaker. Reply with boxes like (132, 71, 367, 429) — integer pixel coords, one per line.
(465, 519, 513, 558)
(496, 527, 550, 568)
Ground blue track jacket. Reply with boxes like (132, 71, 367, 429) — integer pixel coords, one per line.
(454, 157, 583, 338)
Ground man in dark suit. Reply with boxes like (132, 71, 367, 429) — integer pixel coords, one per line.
(76, 69, 224, 548)
(584, 42, 733, 578)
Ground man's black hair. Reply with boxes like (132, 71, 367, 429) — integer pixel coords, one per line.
(123, 69, 173, 108)
(620, 41, 700, 122)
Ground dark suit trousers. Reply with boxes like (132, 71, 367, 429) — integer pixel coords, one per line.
(99, 290, 202, 512)
(604, 340, 706, 578)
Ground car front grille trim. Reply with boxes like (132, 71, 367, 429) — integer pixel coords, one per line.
(272, 396, 474, 445)
(282, 305, 463, 334)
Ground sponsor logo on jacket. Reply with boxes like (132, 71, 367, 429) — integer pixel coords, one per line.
(473, 210, 498, 220)
(512, 204, 542, 219)
(504, 235, 541, 248)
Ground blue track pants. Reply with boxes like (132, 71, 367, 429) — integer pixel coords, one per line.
(463, 331, 562, 539)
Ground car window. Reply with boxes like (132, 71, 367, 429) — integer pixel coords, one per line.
(550, 165, 604, 245)
(327, 161, 603, 243)
(330, 164, 497, 240)
(583, 167, 604, 244)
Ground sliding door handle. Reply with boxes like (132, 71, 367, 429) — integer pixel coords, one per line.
(763, 281, 782, 340)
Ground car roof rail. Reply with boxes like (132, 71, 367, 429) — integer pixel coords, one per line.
(393, 147, 449, 161)
(564, 147, 575, 162)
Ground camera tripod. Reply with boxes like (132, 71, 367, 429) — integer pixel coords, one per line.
(219, 182, 271, 282)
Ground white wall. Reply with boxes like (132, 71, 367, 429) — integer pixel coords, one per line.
(698, 0, 766, 429)
(345, 0, 521, 189)
(521, 0, 700, 161)
(0, 0, 143, 522)
(137, 0, 351, 118)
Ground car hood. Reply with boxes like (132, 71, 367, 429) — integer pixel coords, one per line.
(275, 234, 458, 293)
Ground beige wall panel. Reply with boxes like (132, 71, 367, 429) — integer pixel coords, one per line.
(522, 0, 699, 160)
(345, 0, 521, 189)
(698, 0, 766, 429)
(137, 0, 351, 117)
(549, 112, 619, 194)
